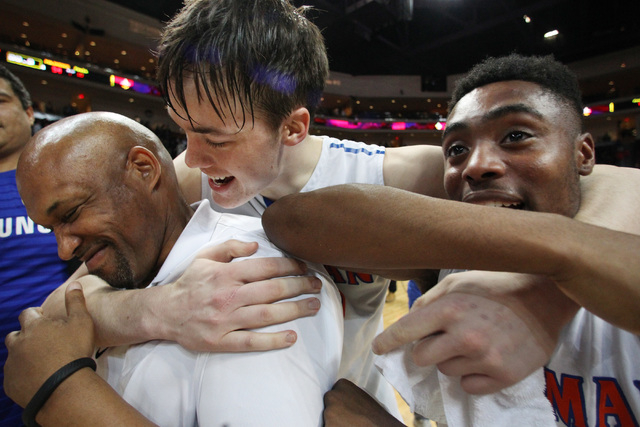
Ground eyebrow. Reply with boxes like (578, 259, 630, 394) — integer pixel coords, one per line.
(442, 103, 545, 141)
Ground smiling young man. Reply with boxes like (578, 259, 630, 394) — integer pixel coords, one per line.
(263, 54, 640, 426)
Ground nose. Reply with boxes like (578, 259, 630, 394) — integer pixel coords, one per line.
(462, 142, 506, 184)
(183, 134, 213, 170)
(54, 227, 81, 261)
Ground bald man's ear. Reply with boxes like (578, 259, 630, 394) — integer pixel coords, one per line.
(126, 146, 162, 192)
(576, 133, 596, 176)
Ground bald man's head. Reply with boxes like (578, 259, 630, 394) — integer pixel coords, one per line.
(19, 112, 173, 182)
(17, 112, 190, 289)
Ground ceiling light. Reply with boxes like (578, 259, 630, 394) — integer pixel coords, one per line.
(114, 59, 120, 64)
(544, 29, 559, 39)
(20, 33, 27, 39)
(61, 33, 68, 38)
(523, 15, 531, 24)
(121, 50, 127, 55)
(90, 41, 96, 47)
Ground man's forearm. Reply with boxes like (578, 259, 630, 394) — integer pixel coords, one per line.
(263, 184, 570, 274)
(263, 184, 640, 332)
(37, 369, 156, 427)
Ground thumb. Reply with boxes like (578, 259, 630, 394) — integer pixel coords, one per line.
(64, 281, 89, 318)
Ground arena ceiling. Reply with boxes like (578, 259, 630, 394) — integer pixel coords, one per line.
(107, 0, 640, 79)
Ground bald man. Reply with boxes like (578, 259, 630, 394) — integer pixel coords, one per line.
(12, 111, 343, 427)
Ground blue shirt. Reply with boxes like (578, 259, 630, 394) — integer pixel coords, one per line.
(0, 169, 71, 426)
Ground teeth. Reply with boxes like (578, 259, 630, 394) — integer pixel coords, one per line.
(210, 176, 233, 186)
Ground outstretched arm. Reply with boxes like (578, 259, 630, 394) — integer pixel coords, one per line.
(4, 283, 157, 427)
(262, 183, 640, 333)
(42, 240, 323, 351)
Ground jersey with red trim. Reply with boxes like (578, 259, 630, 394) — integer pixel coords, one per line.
(545, 309, 640, 427)
(201, 136, 401, 417)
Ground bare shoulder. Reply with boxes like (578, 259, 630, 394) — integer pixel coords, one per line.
(578, 165, 640, 233)
(591, 164, 640, 179)
(174, 152, 203, 204)
(383, 144, 447, 198)
(583, 164, 640, 197)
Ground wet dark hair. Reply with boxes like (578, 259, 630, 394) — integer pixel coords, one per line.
(0, 64, 32, 110)
(157, 0, 328, 131)
(450, 54, 584, 127)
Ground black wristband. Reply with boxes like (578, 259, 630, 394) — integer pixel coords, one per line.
(22, 357, 97, 427)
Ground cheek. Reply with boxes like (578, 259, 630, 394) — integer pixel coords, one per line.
(443, 168, 462, 198)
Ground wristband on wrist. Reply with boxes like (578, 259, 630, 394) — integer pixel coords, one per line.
(22, 357, 97, 427)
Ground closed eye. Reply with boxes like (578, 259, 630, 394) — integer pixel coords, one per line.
(61, 207, 79, 223)
(205, 140, 226, 148)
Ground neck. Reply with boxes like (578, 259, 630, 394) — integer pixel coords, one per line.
(260, 134, 323, 201)
(0, 152, 20, 173)
(160, 200, 194, 264)
(139, 198, 194, 289)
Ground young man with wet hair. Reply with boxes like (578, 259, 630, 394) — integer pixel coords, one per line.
(42, 0, 446, 415)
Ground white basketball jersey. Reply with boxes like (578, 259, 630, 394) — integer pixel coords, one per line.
(202, 136, 401, 416)
(545, 309, 640, 426)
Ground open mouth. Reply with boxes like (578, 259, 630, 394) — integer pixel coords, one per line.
(210, 176, 234, 187)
